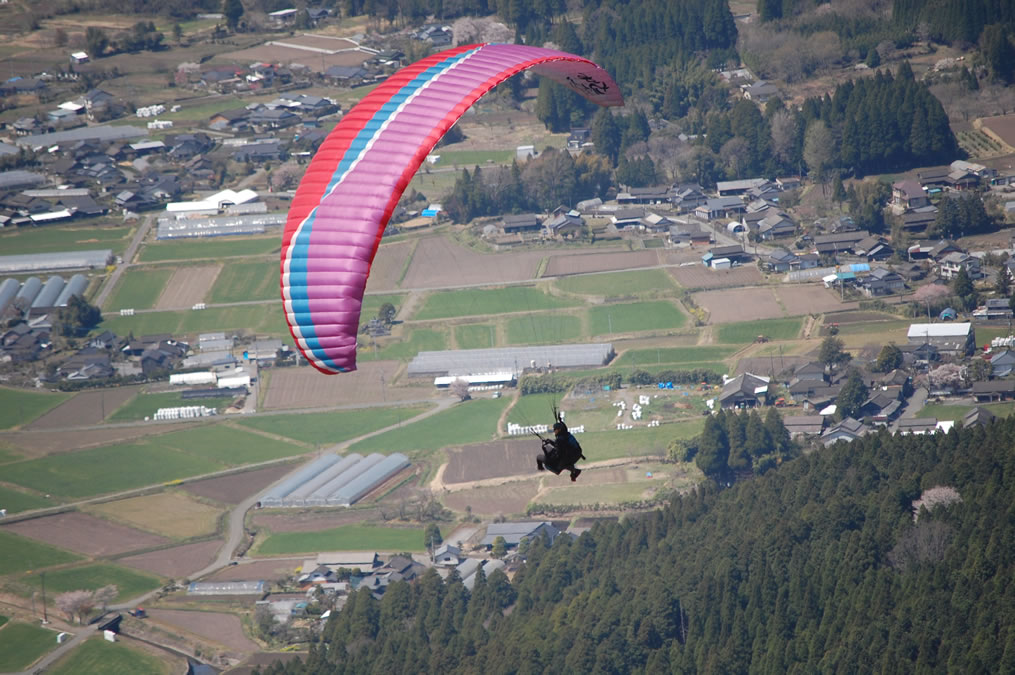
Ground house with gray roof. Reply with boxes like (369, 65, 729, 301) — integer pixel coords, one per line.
(821, 417, 868, 446)
(719, 373, 770, 409)
(480, 521, 559, 548)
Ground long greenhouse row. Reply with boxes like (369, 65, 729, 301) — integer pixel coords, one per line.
(259, 452, 410, 508)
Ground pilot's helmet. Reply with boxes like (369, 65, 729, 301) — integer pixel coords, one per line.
(553, 421, 567, 435)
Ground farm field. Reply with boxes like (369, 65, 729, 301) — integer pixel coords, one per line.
(505, 392, 559, 429)
(103, 267, 173, 311)
(236, 404, 432, 447)
(534, 461, 703, 507)
(27, 386, 141, 430)
(413, 286, 578, 320)
(694, 287, 784, 323)
(19, 563, 162, 602)
(587, 301, 687, 335)
(442, 480, 540, 516)
(87, 492, 223, 539)
(106, 390, 234, 422)
(400, 236, 548, 288)
(208, 259, 278, 304)
(613, 345, 739, 366)
(47, 637, 170, 675)
(98, 302, 290, 338)
(0, 530, 82, 576)
(183, 464, 295, 505)
(0, 387, 70, 430)
(138, 236, 279, 262)
(778, 284, 860, 315)
(717, 318, 804, 343)
(454, 323, 497, 348)
(261, 361, 430, 409)
(157, 424, 308, 465)
(0, 224, 132, 256)
(0, 484, 51, 513)
(553, 268, 678, 297)
(363, 240, 415, 293)
(1, 441, 227, 499)
(145, 609, 259, 654)
(669, 264, 764, 289)
(256, 524, 426, 555)
(431, 148, 514, 166)
(155, 265, 220, 310)
(119, 539, 222, 579)
(0, 622, 59, 672)
(253, 508, 385, 533)
(974, 325, 1014, 347)
(350, 397, 511, 454)
(505, 313, 582, 344)
(544, 250, 658, 277)
(4, 422, 201, 458)
(3, 511, 168, 556)
(359, 327, 448, 361)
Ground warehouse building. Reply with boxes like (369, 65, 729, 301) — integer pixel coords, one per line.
(407, 343, 614, 378)
(259, 452, 411, 508)
(0, 250, 112, 274)
(156, 212, 284, 239)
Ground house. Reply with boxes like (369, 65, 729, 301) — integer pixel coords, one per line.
(860, 391, 902, 423)
(756, 212, 795, 240)
(937, 251, 982, 280)
(783, 415, 825, 438)
(907, 322, 975, 356)
(896, 417, 940, 435)
(899, 342, 939, 368)
(566, 127, 590, 151)
(668, 222, 711, 246)
(927, 239, 962, 262)
(716, 178, 769, 197)
(672, 184, 708, 213)
(900, 209, 937, 234)
(860, 267, 905, 297)
(610, 208, 646, 230)
(640, 212, 674, 233)
(718, 373, 770, 409)
(962, 406, 996, 428)
(797, 253, 820, 269)
(946, 167, 980, 190)
(232, 141, 287, 163)
(695, 197, 745, 220)
(821, 417, 868, 445)
(545, 210, 584, 238)
(764, 248, 798, 272)
(854, 235, 893, 261)
(891, 180, 929, 211)
(988, 350, 1015, 378)
(704, 244, 748, 267)
(325, 65, 369, 85)
(208, 108, 249, 130)
(971, 380, 1015, 402)
(813, 230, 869, 255)
(617, 186, 672, 205)
(480, 521, 559, 548)
(743, 80, 779, 102)
(973, 299, 1013, 321)
(801, 385, 843, 411)
(433, 543, 461, 567)
(502, 213, 541, 234)
(70, 51, 89, 64)
(776, 176, 801, 191)
(916, 166, 952, 190)
(248, 108, 300, 130)
(413, 24, 453, 46)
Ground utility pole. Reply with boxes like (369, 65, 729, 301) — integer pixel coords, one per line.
(41, 571, 48, 624)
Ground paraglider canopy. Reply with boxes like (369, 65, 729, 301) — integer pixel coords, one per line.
(281, 43, 624, 374)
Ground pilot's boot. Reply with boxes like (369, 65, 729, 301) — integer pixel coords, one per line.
(537, 459, 545, 471)
(570, 469, 581, 482)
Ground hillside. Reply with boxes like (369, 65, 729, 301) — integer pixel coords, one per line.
(261, 418, 1015, 673)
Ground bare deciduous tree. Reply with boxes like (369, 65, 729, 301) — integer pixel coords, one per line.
(55, 590, 96, 624)
(450, 378, 471, 401)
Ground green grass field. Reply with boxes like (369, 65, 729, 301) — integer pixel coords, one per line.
(237, 404, 432, 447)
(717, 318, 803, 343)
(0, 622, 58, 672)
(0, 531, 82, 576)
(359, 328, 447, 361)
(413, 286, 578, 320)
(48, 637, 168, 675)
(614, 345, 739, 367)
(432, 149, 514, 167)
(0, 484, 52, 514)
(0, 225, 131, 256)
(580, 419, 706, 461)
(2, 442, 227, 499)
(554, 269, 678, 297)
(99, 302, 290, 339)
(361, 293, 407, 324)
(107, 391, 233, 422)
(257, 524, 426, 555)
(588, 301, 687, 336)
(0, 615, 6, 628)
(103, 267, 172, 311)
(157, 424, 309, 465)
(455, 323, 497, 349)
(350, 397, 511, 454)
(918, 401, 1015, 421)
(975, 325, 1014, 349)
(0, 387, 70, 430)
(208, 259, 278, 304)
(139, 236, 279, 262)
(506, 314, 583, 344)
(21, 564, 162, 602)
(506, 393, 558, 428)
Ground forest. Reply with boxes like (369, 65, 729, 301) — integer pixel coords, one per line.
(256, 416, 1015, 674)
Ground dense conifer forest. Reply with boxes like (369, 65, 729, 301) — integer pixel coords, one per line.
(257, 416, 1015, 673)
